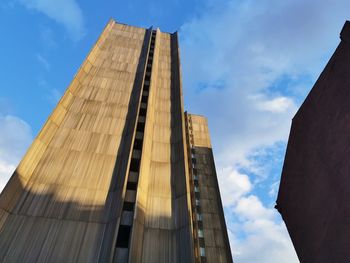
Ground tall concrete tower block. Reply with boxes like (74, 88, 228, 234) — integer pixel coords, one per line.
(185, 113, 232, 262)
(0, 20, 232, 263)
(276, 21, 350, 262)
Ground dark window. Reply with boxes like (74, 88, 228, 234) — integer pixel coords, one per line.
(138, 116, 145, 123)
(137, 122, 145, 132)
(116, 225, 132, 248)
(134, 139, 143, 150)
(195, 192, 200, 199)
(127, 181, 137, 191)
(192, 158, 196, 164)
(139, 108, 147, 117)
(123, 201, 135, 211)
(197, 221, 203, 229)
(143, 84, 149, 92)
(145, 75, 151, 81)
(135, 132, 144, 140)
(199, 237, 205, 247)
(195, 198, 200, 206)
(141, 95, 148, 103)
(130, 158, 140, 172)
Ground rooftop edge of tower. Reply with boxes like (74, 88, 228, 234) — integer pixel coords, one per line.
(108, 18, 178, 35)
(186, 113, 212, 148)
(186, 113, 208, 120)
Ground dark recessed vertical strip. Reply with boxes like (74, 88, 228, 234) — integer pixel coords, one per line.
(99, 24, 152, 263)
(113, 29, 158, 263)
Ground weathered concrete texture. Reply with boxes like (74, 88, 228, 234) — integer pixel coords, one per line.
(0, 19, 232, 263)
(128, 28, 194, 263)
(276, 20, 350, 263)
(0, 20, 194, 263)
(186, 114, 233, 263)
(0, 19, 149, 263)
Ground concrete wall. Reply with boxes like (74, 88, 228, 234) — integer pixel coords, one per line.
(0, 19, 150, 262)
(126, 28, 194, 263)
(186, 114, 233, 263)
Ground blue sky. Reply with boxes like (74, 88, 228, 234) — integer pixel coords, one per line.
(1, 0, 350, 262)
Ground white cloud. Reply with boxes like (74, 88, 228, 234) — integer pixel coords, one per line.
(219, 164, 298, 262)
(255, 96, 295, 113)
(0, 115, 32, 192)
(218, 166, 252, 206)
(269, 181, 280, 198)
(180, 0, 350, 261)
(18, 0, 85, 41)
(230, 195, 298, 263)
(231, 219, 298, 263)
(36, 54, 50, 70)
(0, 161, 16, 193)
(235, 195, 274, 221)
(180, 0, 350, 167)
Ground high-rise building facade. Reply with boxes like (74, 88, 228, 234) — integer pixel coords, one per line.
(276, 21, 350, 262)
(0, 19, 232, 263)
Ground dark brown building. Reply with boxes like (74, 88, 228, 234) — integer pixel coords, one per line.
(276, 21, 350, 263)
(0, 20, 232, 263)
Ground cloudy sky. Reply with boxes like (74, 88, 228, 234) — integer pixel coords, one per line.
(1, 0, 350, 262)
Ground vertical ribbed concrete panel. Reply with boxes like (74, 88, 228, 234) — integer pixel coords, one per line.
(126, 29, 194, 262)
(0, 20, 149, 262)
